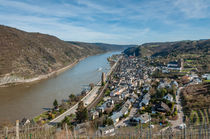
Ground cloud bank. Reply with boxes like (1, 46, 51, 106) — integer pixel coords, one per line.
(0, 0, 210, 44)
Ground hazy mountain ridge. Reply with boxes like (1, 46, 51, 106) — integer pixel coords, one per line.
(0, 25, 132, 85)
(67, 41, 136, 51)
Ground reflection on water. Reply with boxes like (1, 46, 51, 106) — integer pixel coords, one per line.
(0, 51, 121, 122)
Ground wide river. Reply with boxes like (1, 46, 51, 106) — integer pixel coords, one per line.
(0, 51, 121, 123)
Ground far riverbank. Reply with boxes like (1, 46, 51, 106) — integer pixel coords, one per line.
(0, 56, 89, 87)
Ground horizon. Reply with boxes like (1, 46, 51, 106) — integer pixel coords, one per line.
(0, 0, 210, 44)
(2, 24, 209, 45)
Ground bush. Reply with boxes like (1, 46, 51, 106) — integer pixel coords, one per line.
(104, 118, 114, 126)
(76, 101, 88, 123)
(102, 82, 105, 86)
(59, 108, 65, 114)
(61, 116, 73, 128)
(97, 100, 104, 107)
(124, 111, 130, 118)
(53, 99, 58, 108)
(69, 94, 76, 102)
(145, 106, 152, 113)
(48, 113, 55, 120)
(174, 107, 178, 116)
(105, 89, 111, 96)
(139, 110, 146, 114)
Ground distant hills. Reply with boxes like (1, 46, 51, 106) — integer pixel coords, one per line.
(68, 41, 136, 52)
(124, 40, 210, 57)
(0, 25, 134, 85)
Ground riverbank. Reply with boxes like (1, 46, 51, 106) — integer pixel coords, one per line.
(3, 54, 120, 125)
(0, 56, 89, 88)
(48, 55, 122, 124)
(0, 51, 121, 123)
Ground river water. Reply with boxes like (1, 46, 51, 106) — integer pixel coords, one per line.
(0, 51, 121, 123)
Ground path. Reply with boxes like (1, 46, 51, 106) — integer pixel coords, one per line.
(168, 87, 184, 131)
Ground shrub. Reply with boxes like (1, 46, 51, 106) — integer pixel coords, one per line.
(53, 99, 58, 108)
(105, 89, 111, 96)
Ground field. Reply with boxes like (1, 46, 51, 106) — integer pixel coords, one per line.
(181, 83, 210, 125)
(181, 54, 210, 73)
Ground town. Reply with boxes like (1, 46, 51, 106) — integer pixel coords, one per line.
(2, 53, 210, 138)
(52, 53, 210, 137)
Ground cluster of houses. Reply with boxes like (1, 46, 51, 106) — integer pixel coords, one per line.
(110, 99, 132, 124)
(181, 73, 204, 85)
(157, 80, 178, 89)
(93, 57, 157, 136)
(160, 59, 207, 86)
(93, 56, 208, 137)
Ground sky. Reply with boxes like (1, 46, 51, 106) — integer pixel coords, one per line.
(0, 0, 210, 44)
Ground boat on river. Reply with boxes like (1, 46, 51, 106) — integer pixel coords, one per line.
(97, 67, 102, 71)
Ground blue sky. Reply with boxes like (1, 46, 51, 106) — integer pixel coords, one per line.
(0, 0, 210, 44)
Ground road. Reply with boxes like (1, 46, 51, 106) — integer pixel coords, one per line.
(158, 87, 185, 134)
(48, 56, 122, 125)
(168, 87, 184, 131)
(48, 85, 100, 125)
(87, 56, 122, 110)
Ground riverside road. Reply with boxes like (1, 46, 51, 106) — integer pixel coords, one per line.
(48, 56, 121, 125)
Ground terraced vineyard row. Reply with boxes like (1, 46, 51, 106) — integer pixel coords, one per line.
(186, 108, 210, 125)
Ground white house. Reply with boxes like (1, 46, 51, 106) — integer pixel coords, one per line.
(163, 94, 173, 102)
(97, 126, 115, 136)
(139, 93, 151, 107)
(111, 112, 123, 124)
(90, 110, 99, 120)
(167, 61, 181, 71)
(20, 118, 30, 126)
(133, 113, 151, 124)
(189, 74, 199, 81)
(202, 74, 210, 80)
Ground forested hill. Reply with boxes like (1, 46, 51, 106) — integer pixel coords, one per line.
(124, 40, 210, 57)
(0, 25, 133, 81)
(67, 41, 136, 51)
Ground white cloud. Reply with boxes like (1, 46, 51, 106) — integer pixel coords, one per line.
(0, 13, 150, 44)
(0, 0, 209, 44)
(77, 0, 124, 14)
(0, 0, 86, 17)
(174, 0, 210, 18)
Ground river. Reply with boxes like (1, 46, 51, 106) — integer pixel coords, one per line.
(0, 51, 121, 123)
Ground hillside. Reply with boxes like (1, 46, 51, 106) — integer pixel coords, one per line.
(180, 82, 210, 125)
(181, 83, 210, 111)
(124, 40, 210, 72)
(68, 41, 136, 52)
(0, 25, 133, 86)
(124, 40, 210, 57)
